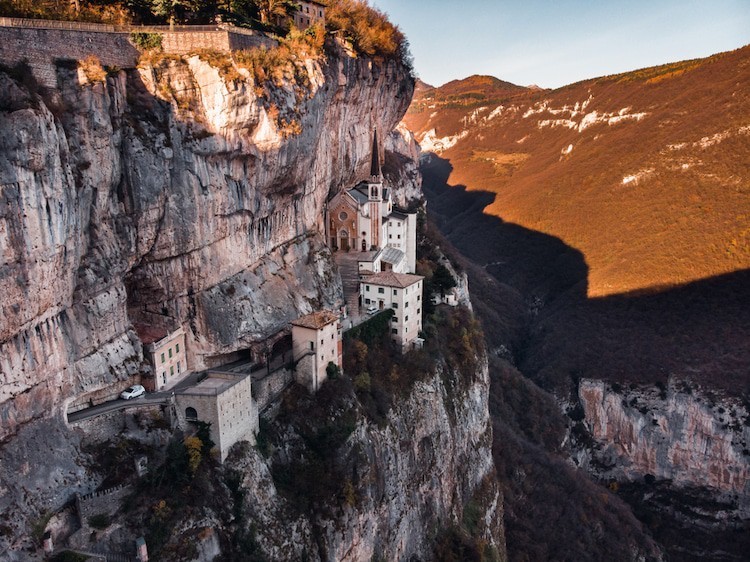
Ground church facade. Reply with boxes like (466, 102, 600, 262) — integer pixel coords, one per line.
(326, 131, 417, 274)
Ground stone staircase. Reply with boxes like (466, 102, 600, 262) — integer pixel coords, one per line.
(335, 251, 365, 322)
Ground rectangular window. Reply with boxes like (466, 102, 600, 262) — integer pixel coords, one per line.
(310, 342, 314, 350)
(405, 316, 409, 321)
(366, 285, 370, 291)
(378, 287, 384, 294)
(417, 295, 421, 301)
(393, 289, 397, 295)
(168, 348, 173, 359)
(405, 302, 409, 308)
(161, 353, 165, 363)
(177, 362, 181, 373)
(397, 235, 401, 239)
(365, 298, 371, 305)
(321, 354, 324, 361)
(320, 339, 324, 346)
(391, 328, 397, 334)
(331, 334, 334, 339)
(176, 343, 180, 354)
(170, 366, 174, 376)
(417, 308, 421, 314)
(393, 302, 398, 308)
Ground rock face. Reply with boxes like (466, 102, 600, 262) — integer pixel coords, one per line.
(578, 378, 750, 510)
(0, 40, 414, 439)
(231, 356, 503, 561)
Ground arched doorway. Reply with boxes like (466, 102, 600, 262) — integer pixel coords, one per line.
(185, 407, 197, 421)
(361, 239, 367, 251)
(339, 229, 350, 251)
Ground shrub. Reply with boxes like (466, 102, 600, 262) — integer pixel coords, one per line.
(87, 513, 110, 530)
(80, 55, 107, 83)
(326, 0, 412, 70)
(130, 32, 163, 52)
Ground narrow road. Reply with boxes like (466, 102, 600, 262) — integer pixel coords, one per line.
(66, 394, 169, 423)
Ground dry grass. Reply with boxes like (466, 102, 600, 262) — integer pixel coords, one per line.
(416, 46, 750, 395)
(80, 55, 106, 83)
(405, 45, 750, 298)
(326, 0, 411, 70)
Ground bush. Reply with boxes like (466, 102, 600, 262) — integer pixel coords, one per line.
(130, 32, 163, 51)
(326, 0, 413, 72)
(87, 513, 110, 530)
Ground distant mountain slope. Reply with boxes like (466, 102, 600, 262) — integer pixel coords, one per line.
(404, 47, 750, 298)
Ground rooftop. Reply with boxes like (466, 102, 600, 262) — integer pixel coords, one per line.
(291, 310, 339, 330)
(177, 371, 246, 396)
(380, 246, 405, 265)
(364, 271, 424, 289)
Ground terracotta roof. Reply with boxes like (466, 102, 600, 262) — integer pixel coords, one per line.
(291, 310, 339, 330)
(364, 271, 423, 289)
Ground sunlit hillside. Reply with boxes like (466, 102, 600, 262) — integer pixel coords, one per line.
(404, 47, 750, 298)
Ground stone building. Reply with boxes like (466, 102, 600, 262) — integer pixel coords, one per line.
(361, 271, 424, 351)
(291, 310, 342, 392)
(175, 371, 258, 462)
(292, 0, 327, 28)
(135, 325, 189, 391)
(327, 131, 417, 273)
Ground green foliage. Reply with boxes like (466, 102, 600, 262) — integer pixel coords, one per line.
(30, 511, 52, 545)
(432, 263, 457, 295)
(326, 361, 341, 379)
(343, 308, 394, 347)
(255, 417, 271, 457)
(267, 379, 359, 514)
(130, 31, 163, 51)
(87, 513, 110, 530)
(353, 371, 371, 391)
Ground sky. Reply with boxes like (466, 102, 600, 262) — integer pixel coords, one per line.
(369, 0, 750, 89)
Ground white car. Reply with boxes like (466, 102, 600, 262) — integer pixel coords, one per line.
(120, 385, 146, 400)
(366, 305, 378, 315)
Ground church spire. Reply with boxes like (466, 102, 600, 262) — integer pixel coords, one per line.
(370, 129, 381, 179)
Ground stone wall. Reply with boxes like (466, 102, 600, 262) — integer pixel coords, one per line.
(252, 368, 294, 412)
(0, 21, 276, 88)
(0, 27, 139, 87)
(76, 484, 133, 524)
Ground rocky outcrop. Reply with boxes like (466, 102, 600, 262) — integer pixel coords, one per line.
(0, 39, 414, 439)
(384, 122, 423, 206)
(577, 378, 750, 510)
(230, 355, 503, 561)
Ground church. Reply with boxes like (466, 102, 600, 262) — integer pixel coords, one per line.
(326, 131, 417, 274)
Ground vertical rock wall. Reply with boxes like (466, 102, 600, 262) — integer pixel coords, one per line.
(0, 40, 414, 440)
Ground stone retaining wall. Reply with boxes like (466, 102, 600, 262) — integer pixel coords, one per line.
(252, 367, 294, 412)
(0, 20, 276, 87)
(76, 484, 133, 524)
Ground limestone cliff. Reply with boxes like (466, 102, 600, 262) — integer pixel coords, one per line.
(576, 378, 750, 513)
(214, 349, 502, 561)
(0, 39, 414, 439)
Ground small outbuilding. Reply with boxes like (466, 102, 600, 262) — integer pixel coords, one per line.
(291, 310, 342, 392)
(175, 371, 258, 462)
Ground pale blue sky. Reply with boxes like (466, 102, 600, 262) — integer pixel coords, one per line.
(370, 0, 750, 88)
